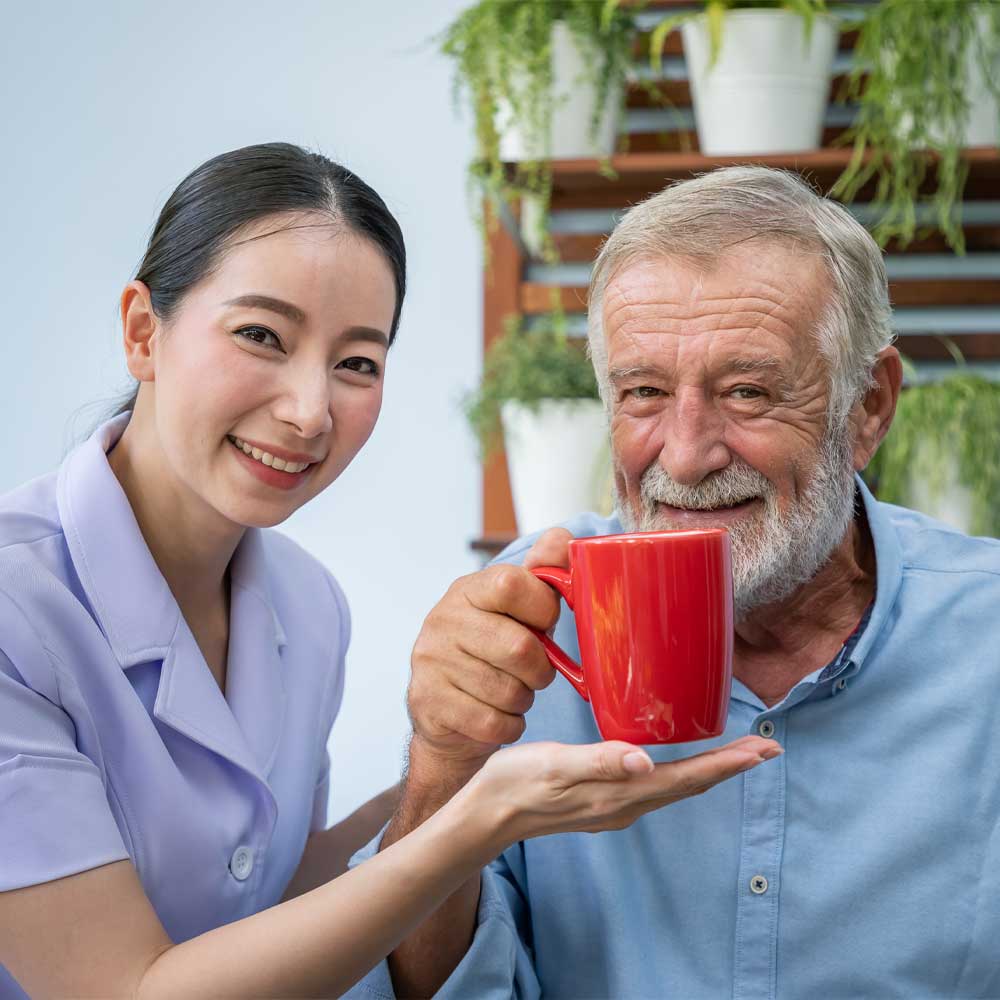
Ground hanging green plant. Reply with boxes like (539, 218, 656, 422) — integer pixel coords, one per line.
(439, 0, 636, 262)
(463, 312, 600, 459)
(863, 369, 1000, 537)
(832, 0, 1000, 253)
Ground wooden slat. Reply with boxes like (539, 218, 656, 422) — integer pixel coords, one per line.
(550, 227, 1000, 263)
(623, 126, 849, 155)
(482, 207, 521, 538)
(626, 74, 856, 110)
(521, 280, 1000, 314)
(895, 334, 1000, 361)
(631, 26, 860, 60)
(890, 280, 1000, 308)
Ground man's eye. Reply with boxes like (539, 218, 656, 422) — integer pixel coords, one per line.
(627, 386, 662, 399)
(731, 385, 765, 400)
(338, 357, 380, 377)
(236, 325, 282, 350)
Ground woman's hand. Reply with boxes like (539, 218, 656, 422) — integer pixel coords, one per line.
(461, 735, 782, 851)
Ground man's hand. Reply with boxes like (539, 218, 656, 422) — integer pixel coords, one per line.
(406, 527, 575, 782)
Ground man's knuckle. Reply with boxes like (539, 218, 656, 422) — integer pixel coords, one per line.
(491, 565, 524, 603)
(509, 629, 538, 661)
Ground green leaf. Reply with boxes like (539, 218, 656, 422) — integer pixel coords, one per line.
(649, 13, 688, 74)
(707, 1, 727, 67)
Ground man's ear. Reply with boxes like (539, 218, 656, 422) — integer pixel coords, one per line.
(851, 346, 903, 471)
(119, 281, 161, 382)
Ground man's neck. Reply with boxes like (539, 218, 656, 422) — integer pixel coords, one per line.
(733, 514, 877, 707)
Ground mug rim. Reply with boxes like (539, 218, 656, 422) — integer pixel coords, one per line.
(572, 527, 729, 546)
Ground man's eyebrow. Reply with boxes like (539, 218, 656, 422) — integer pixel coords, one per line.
(224, 294, 307, 324)
(608, 357, 791, 388)
(608, 364, 668, 385)
(719, 357, 786, 377)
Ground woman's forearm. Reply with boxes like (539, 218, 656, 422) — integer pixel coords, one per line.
(282, 783, 403, 901)
(136, 781, 500, 1000)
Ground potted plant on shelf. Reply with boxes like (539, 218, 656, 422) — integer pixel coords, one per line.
(439, 0, 636, 260)
(833, 0, 1000, 252)
(464, 315, 611, 535)
(863, 365, 1000, 537)
(639, 0, 840, 155)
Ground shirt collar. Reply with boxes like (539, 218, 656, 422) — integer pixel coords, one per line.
(845, 473, 902, 673)
(57, 413, 287, 670)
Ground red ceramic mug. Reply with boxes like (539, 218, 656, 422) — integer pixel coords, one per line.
(530, 529, 734, 745)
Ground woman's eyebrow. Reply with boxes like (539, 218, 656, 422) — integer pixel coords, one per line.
(224, 294, 307, 324)
(342, 327, 390, 348)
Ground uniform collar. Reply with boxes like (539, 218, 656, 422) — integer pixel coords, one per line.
(57, 414, 288, 779)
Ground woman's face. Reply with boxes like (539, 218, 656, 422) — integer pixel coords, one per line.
(141, 213, 395, 529)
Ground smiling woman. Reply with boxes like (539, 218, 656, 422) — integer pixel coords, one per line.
(0, 142, 762, 1000)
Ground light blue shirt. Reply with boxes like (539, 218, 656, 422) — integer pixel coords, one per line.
(350, 478, 1000, 999)
(0, 415, 348, 998)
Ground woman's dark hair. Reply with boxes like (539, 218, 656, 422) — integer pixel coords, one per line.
(115, 142, 406, 414)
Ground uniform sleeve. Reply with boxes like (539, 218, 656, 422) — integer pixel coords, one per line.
(342, 831, 540, 999)
(310, 571, 350, 833)
(0, 626, 128, 891)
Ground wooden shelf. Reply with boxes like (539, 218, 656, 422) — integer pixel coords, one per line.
(543, 147, 1000, 210)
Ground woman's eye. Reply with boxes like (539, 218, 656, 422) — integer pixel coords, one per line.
(337, 357, 381, 377)
(236, 325, 282, 350)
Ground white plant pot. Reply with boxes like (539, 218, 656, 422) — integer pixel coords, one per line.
(907, 448, 975, 534)
(501, 399, 610, 535)
(933, 7, 999, 147)
(498, 20, 622, 162)
(682, 11, 838, 156)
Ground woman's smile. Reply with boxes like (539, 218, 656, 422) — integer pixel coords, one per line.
(226, 434, 319, 490)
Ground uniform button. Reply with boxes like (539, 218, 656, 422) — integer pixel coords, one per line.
(834, 678, 848, 692)
(750, 874, 769, 894)
(758, 719, 775, 738)
(229, 845, 254, 881)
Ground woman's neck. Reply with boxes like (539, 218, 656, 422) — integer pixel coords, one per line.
(107, 405, 243, 616)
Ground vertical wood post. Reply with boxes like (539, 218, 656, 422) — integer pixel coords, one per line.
(481, 203, 523, 542)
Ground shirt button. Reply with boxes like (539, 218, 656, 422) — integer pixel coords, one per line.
(758, 719, 775, 738)
(750, 874, 769, 894)
(834, 678, 848, 692)
(229, 845, 254, 881)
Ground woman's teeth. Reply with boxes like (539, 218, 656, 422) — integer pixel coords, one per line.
(229, 436, 310, 474)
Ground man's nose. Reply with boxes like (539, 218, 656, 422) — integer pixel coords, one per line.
(657, 389, 731, 485)
(272, 365, 334, 440)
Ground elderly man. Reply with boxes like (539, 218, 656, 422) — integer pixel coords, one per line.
(351, 166, 1000, 999)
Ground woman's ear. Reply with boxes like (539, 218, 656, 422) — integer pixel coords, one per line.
(851, 346, 904, 471)
(120, 281, 160, 382)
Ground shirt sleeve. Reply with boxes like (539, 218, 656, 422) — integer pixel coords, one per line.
(0, 620, 129, 891)
(342, 830, 540, 999)
(310, 571, 351, 833)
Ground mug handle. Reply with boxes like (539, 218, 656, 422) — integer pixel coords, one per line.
(529, 566, 589, 703)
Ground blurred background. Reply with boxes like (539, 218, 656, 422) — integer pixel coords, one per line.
(2, 0, 999, 824)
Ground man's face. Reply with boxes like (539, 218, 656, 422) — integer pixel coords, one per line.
(604, 244, 859, 616)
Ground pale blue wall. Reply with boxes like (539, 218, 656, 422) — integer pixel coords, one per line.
(0, 0, 483, 823)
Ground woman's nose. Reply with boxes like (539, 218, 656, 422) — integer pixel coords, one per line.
(272, 368, 334, 439)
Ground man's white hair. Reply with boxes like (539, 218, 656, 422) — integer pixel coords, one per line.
(587, 166, 894, 427)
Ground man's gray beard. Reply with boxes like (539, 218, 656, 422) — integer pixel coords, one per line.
(615, 427, 858, 619)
